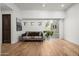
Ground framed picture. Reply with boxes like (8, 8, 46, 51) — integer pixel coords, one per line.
(16, 18, 22, 31)
(38, 22, 42, 26)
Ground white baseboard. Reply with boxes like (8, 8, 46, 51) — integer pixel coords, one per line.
(65, 39, 79, 45)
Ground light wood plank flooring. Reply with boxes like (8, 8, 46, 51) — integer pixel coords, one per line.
(1, 39, 79, 56)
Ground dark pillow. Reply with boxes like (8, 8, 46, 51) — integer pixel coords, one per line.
(22, 32, 27, 37)
(28, 32, 39, 36)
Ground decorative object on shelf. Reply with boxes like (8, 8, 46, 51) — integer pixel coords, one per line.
(54, 25, 57, 29)
(38, 22, 42, 26)
(31, 22, 34, 26)
(16, 18, 22, 31)
(24, 22, 27, 26)
(45, 21, 50, 27)
(51, 23, 53, 30)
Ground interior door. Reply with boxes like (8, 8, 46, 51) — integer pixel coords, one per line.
(2, 14, 11, 43)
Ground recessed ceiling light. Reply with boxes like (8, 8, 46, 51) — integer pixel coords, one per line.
(42, 4, 46, 7)
(61, 4, 64, 7)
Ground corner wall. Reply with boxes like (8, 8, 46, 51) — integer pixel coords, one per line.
(64, 4, 79, 45)
(0, 10, 2, 44)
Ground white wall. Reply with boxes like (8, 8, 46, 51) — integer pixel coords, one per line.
(11, 11, 19, 44)
(0, 10, 2, 44)
(59, 19, 64, 39)
(11, 11, 22, 44)
(21, 10, 65, 18)
(64, 4, 79, 45)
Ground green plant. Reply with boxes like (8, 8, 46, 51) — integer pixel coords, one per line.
(44, 31, 53, 38)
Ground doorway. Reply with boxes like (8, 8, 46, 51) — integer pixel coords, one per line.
(2, 14, 11, 43)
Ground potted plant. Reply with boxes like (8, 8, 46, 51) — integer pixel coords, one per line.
(44, 31, 53, 40)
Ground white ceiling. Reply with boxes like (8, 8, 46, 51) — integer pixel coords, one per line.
(0, 3, 73, 11)
(15, 3, 73, 11)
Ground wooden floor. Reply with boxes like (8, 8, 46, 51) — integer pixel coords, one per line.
(1, 39, 79, 56)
